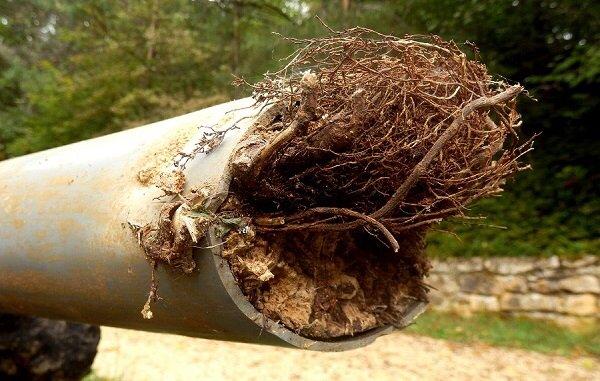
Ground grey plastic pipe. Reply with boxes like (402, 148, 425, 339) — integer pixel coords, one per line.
(0, 98, 424, 351)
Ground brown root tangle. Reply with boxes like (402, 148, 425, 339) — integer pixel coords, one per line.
(231, 27, 532, 244)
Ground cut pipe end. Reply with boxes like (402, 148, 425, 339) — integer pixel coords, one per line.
(207, 230, 428, 351)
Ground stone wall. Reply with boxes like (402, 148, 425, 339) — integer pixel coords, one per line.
(427, 255, 599, 326)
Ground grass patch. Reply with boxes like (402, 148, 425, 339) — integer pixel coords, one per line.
(406, 310, 599, 357)
(83, 373, 113, 381)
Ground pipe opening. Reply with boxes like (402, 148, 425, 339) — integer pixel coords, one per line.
(219, 203, 430, 340)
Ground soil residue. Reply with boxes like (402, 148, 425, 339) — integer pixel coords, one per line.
(136, 125, 198, 187)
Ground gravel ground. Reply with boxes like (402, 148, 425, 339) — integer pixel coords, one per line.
(92, 327, 598, 381)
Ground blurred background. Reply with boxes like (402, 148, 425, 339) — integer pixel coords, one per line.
(1, 0, 597, 258)
(0, 1, 598, 379)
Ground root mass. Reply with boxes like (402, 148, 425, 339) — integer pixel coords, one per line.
(224, 27, 532, 339)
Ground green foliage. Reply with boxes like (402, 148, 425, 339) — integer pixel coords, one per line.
(427, 166, 600, 258)
(1, 0, 235, 155)
(406, 310, 600, 357)
(0, 0, 597, 257)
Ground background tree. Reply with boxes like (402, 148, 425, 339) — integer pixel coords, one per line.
(392, 0, 599, 257)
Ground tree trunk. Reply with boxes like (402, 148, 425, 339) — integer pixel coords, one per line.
(146, 0, 159, 63)
(341, 0, 351, 13)
(231, 2, 241, 76)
